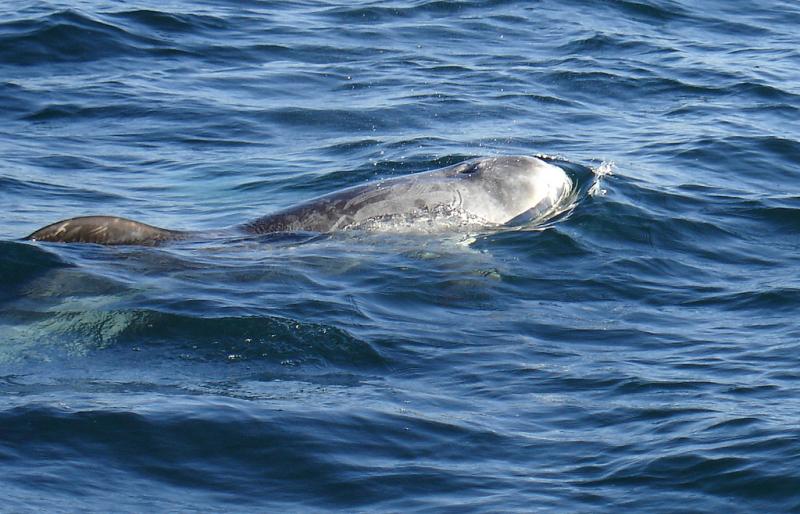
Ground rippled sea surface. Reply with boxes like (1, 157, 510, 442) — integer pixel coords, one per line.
(2, 1, 800, 511)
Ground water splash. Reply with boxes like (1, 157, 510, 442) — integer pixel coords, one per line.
(588, 160, 615, 197)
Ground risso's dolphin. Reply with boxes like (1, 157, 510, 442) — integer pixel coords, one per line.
(25, 156, 572, 246)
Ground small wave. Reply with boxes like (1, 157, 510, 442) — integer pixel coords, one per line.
(1, 309, 384, 369)
(729, 203, 800, 232)
(108, 9, 229, 34)
(314, 1, 517, 23)
(682, 287, 800, 314)
(0, 10, 151, 65)
(0, 175, 125, 203)
(558, 33, 662, 55)
(673, 135, 800, 182)
(0, 8, 246, 67)
(585, 440, 800, 510)
(0, 242, 69, 301)
(22, 102, 154, 122)
(606, 0, 690, 23)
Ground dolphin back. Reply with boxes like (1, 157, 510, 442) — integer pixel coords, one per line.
(25, 216, 186, 246)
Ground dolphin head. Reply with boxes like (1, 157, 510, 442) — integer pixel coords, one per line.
(439, 156, 573, 225)
(245, 155, 575, 234)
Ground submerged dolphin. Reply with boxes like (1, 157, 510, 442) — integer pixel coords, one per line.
(25, 156, 572, 246)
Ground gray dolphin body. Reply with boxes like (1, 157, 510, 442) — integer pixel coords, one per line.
(25, 156, 572, 246)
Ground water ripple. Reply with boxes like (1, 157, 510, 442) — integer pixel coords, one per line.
(2, 0, 800, 511)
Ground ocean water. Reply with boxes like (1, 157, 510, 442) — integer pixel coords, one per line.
(2, 0, 799, 511)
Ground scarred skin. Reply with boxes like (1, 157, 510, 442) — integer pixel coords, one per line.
(25, 156, 572, 246)
(25, 216, 186, 246)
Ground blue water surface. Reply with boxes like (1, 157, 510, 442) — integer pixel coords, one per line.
(2, 1, 800, 512)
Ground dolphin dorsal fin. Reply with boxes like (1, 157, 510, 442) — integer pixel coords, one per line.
(25, 216, 185, 246)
